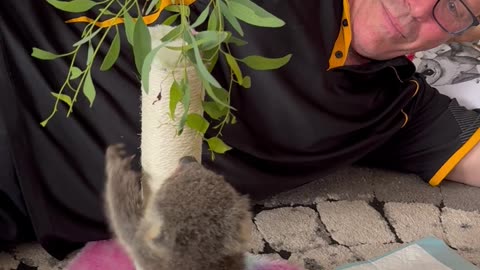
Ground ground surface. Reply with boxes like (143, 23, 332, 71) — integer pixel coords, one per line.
(1, 166, 480, 270)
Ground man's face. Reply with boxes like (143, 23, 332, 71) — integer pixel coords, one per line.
(349, 0, 480, 60)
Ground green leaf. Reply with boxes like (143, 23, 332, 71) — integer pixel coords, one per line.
(203, 101, 228, 120)
(146, 0, 160, 15)
(100, 30, 121, 71)
(70, 66, 83, 80)
(225, 53, 243, 84)
(133, 17, 152, 74)
(203, 83, 234, 111)
(141, 41, 173, 94)
(185, 113, 210, 135)
(161, 25, 183, 42)
(230, 114, 237, 124)
(241, 75, 251, 88)
(207, 137, 232, 154)
(123, 12, 135, 46)
(31, 48, 67, 60)
(73, 28, 102, 47)
(219, 0, 243, 36)
(165, 5, 190, 16)
(83, 71, 96, 107)
(225, 35, 248, 46)
(239, 54, 292, 70)
(178, 79, 191, 135)
(46, 0, 98, 13)
(228, 0, 285, 28)
(194, 31, 228, 51)
(51, 92, 73, 107)
(86, 43, 94, 65)
(207, 4, 219, 31)
(207, 50, 219, 72)
(162, 14, 180, 26)
(191, 5, 210, 28)
(169, 80, 183, 119)
(184, 32, 221, 88)
(98, 8, 115, 15)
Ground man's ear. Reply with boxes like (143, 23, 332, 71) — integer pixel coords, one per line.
(448, 22, 480, 43)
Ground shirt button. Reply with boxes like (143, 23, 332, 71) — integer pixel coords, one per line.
(335, 51, 344, 59)
(342, 19, 349, 27)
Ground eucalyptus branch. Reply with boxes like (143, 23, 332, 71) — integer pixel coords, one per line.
(35, 0, 291, 155)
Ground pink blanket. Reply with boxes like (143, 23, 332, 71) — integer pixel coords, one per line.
(66, 239, 301, 270)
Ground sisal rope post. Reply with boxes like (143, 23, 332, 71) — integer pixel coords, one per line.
(141, 25, 204, 193)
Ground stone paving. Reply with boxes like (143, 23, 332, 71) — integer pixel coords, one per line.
(1, 166, 480, 270)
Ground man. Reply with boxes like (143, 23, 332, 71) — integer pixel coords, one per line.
(0, 0, 479, 260)
(202, 0, 480, 198)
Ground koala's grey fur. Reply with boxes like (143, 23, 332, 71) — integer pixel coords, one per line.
(104, 144, 252, 270)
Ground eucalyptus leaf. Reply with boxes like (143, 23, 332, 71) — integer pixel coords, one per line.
(70, 66, 83, 80)
(83, 71, 96, 107)
(123, 12, 135, 46)
(133, 17, 152, 74)
(162, 14, 180, 26)
(208, 4, 219, 31)
(73, 28, 102, 47)
(219, 0, 243, 36)
(230, 114, 237, 124)
(98, 8, 115, 15)
(194, 31, 228, 51)
(203, 82, 231, 109)
(207, 137, 232, 154)
(141, 41, 173, 94)
(165, 5, 190, 16)
(178, 79, 191, 134)
(203, 101, 228, 120)
(100, 30, 121, 71)
(228, 0, 285, 28)
(225, 53, 243, 84)
(225, 35, 248, 46)
(86, 43, 94, 65)
(169, 80, 183, 119)
(161, 25, 183, 42)
(207, 50, 219, 72)
(185, 32, 221, 88)
(146, 0, 160, 15)
(239, 54, 292, 70)
(51, 92, 73, 107)
(191, 5, 210, 28)
(241, 75, 251, 88)
(46, 0, 98, 13)
(185, 113, 210, 135)
(31, 48, 69, 60)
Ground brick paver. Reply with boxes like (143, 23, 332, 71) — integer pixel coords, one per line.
(255, 207, 329, 252)
(317, 200, 396, 246)
(384, 202, 445, 243)
(289, 245, 357, 270)
(441, 208, 480, 250)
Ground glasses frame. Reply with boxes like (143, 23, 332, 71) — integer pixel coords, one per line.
(433, 0, 480, 35)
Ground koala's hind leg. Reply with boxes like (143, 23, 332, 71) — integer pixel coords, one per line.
(104, 144, 144, 246)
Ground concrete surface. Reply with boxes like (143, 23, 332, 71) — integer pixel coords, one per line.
(1, 166, 480, 270)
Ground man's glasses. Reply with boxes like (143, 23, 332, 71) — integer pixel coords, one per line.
(433, 0, 479, 35)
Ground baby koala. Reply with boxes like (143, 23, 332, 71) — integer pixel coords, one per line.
(104, 144, 252, 270)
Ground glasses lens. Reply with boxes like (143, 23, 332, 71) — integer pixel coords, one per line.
(434, 0, 474, 33)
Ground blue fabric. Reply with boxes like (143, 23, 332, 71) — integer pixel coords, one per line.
(337, 237, 478, 270)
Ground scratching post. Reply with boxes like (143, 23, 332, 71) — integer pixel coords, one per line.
(141, 25, 204, 192)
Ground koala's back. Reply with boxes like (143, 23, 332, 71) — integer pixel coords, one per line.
(142, 163, 252, 269)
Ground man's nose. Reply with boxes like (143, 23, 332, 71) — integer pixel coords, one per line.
(409, 0, 437, 21)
